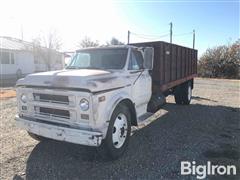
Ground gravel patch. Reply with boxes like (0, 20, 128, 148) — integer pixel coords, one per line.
(0, 78, 239, 180)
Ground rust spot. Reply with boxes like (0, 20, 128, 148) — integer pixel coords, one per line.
(52, 76, 69, 87)
(87, 81, 97, 87)
(96, 77, 117, 83)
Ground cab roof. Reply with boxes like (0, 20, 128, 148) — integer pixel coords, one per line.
(76, 45, 137, 52)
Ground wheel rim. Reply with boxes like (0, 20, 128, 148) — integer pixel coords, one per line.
(112, 113, 128, 149)
(188, 85, 192, 101)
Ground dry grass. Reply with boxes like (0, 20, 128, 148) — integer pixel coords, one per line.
(0, 89, 16, 100)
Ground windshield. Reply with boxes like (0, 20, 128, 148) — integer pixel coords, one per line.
(67, 48, 128, 70)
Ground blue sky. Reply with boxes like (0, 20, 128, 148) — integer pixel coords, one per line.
(1, 0, 239, 57)
(114, 1, 239, 55)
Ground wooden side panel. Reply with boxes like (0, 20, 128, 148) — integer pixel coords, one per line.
(190, 50, 192, 74)
(185, 49, 188, 76)
(176, 46, 181, 79)
(189, 49, 192, 75)
(192, 50, 195, 74)
(181, 48, 186, 78)
(152, 46, 160, 82)
(130, 41, 198, 92)
(186, 49, 188, 76)
(160, 43, 165, 85)
(188, 49, 192, 75)
(195, 50, 198, 74)
(171, 45, 177, 81)
(192, 50, 196, 74)
(164, 43, 171, 83)
(180, 47, 183, 78)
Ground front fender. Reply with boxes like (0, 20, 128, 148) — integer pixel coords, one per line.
(105, 91, 132, 123)
(92, 89, 133, 138)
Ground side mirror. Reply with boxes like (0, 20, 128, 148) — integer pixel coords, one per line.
(143, 47, 154, 70)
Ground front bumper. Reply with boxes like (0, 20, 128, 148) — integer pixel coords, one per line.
(15, 115, 102, 146)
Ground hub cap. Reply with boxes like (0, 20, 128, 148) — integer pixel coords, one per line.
(112, 113, 128, 148)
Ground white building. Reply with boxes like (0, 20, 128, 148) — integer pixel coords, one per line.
(0, 36, 64, 80)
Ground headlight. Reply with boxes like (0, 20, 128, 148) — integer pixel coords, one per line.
(21, 94, 27, 103)
(79, 98, 89, 111)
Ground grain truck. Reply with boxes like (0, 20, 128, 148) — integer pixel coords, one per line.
(15, 41, 197, 159)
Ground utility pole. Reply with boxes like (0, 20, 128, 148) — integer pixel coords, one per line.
(127, 30, 130, 44)
(193, 29, 195, 49)
(170, 22, 173, 43)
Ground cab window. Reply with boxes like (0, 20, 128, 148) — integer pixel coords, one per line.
(128, 50, 144, 70)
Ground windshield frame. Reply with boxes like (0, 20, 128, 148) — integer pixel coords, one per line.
(66, 47, 130, 70)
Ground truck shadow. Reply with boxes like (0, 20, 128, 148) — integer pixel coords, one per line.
(191, 96, 218, 102)
(25, 103, 239, 180)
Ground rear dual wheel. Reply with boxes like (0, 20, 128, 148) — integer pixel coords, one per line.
(174, 81, 192, 105)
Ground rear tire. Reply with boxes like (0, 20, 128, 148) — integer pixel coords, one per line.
(174, 86, 183, 104)
(98, 104, 131, 160)
(174, 81, 192, 105)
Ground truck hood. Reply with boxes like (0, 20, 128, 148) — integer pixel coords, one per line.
(16, 69, 129, 93)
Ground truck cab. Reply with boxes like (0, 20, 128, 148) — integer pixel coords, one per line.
(15, 45, 155, 159)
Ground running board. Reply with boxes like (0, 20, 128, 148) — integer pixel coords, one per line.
(138, 112, 153, 122)
(132, 109, 167, 132)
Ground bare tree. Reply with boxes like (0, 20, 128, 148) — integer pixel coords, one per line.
(198, 39, 240, 79)
(32, 31, 62, 71)
(106, 37, 124, 45)
(78, 36, 99, 48)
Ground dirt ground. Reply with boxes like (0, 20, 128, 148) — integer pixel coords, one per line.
(0, 78, 239, 180)
(0, 89, 16, 100)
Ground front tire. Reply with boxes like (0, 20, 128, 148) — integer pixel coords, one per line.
(98, 104, 131, 160)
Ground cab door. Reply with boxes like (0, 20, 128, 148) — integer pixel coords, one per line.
(128, 49, 152, 115)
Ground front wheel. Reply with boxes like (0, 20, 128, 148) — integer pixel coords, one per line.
(98, 104, 131, 160)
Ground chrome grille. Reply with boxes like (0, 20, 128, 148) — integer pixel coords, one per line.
(33, 93, 69, 105)
(34, 106, 70, 119)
